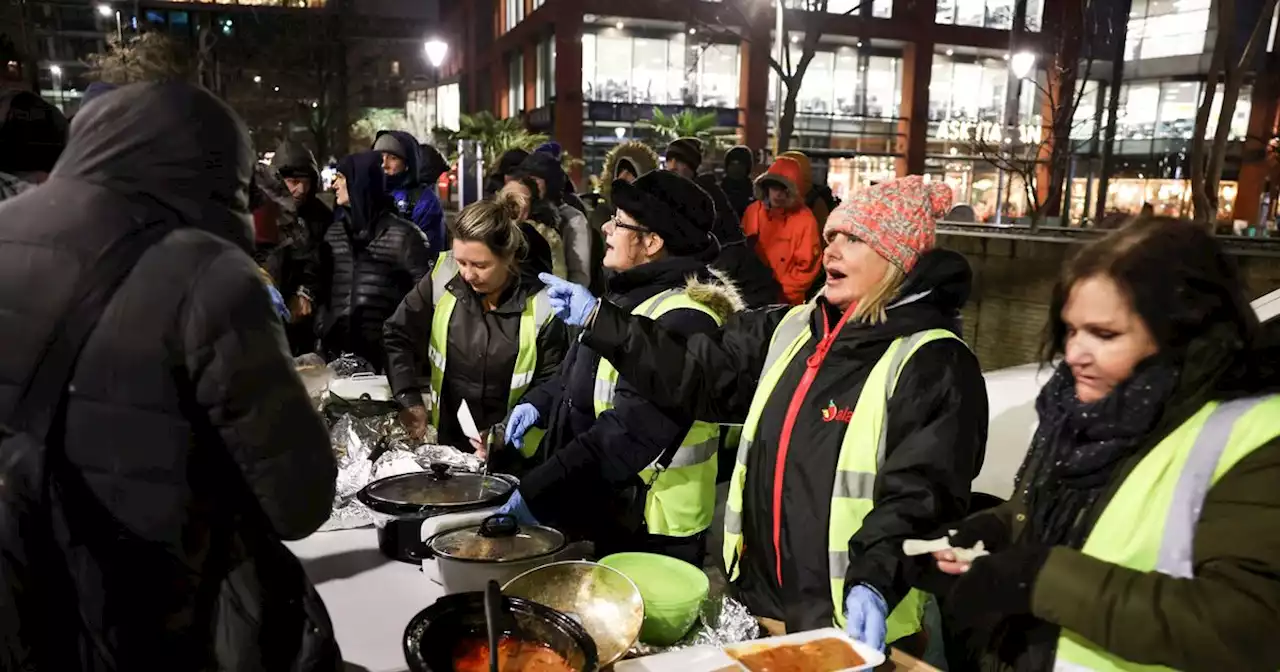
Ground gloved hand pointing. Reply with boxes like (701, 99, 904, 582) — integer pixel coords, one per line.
(538, 273, 598, 327)
(844, 584, 888, 651)
(505, 404, 540, 450)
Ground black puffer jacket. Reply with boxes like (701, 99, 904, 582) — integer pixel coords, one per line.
(519, 257, 743, 560)
(320, 151, 433, 369)
(0, 83, 337, 670)
(583, 249, 988, 631)
(269, 140, 332, 354)
(383, 247, 569, 454)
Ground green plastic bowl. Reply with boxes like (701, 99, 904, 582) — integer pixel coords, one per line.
(599, 552, 709, 646)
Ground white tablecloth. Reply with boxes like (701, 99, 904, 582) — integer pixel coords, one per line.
(287, 528, 442, 672)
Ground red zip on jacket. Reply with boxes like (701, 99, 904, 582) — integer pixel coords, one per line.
(771, 304, 856, 585)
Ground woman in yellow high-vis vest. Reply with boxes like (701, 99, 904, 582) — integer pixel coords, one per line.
(499, 170, 741, 567)
(922, 217, 1280, 671)
(537, 176, 989, 654)
(383, 191, 568, 465)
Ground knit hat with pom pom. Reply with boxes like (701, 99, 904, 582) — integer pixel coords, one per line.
(823, 175, 953, 273)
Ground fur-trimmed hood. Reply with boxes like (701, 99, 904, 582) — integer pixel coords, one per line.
(684, 267, 746, 321)
(600, 141, 659, 200)
(753, 155, 805, 208)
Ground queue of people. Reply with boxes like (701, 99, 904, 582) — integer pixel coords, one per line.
(3, 78, 1279, 672)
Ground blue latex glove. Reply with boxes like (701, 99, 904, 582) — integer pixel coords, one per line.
(266, 283, 291, 322)
(497, 489, 540, 526)
(844, 584, 889, 651)
(538, 273, 598, 327)
(505, 403, 540, 450)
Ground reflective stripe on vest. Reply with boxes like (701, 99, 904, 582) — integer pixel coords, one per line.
(593, 288, 725, 538)
(1053, 394, 1280, 672)
(722, 303, 962, 642)
(427, 252, 554, 457)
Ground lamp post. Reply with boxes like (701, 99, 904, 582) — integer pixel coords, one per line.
(97, 3, 122, 43)
(994, 50, 1036, 226)
(424, 39, 448, 69)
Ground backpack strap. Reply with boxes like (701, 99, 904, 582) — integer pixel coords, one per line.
(12, 223, 175, 441)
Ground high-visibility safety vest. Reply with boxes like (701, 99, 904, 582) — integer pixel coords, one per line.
(1053, 393, 1280, 672)
(722, 303, 963, 642)
(427, 253, 554, 457)
(593, 288, 724, 538)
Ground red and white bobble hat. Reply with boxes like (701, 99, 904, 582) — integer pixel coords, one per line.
(823, 175, 954, 274)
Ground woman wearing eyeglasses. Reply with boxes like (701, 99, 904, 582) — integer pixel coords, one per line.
(498, 170, 743, 566)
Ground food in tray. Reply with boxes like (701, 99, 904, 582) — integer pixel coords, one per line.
(728, 637, 866, 672)
(452, 635, 576, 672)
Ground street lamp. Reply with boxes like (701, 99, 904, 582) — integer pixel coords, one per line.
(614, 126, 626, 139)
(424, 39, 448, 69)
(97, 4, 123, 43)
(253, 75, 262, 84)
(1010, 51, 1036, 80)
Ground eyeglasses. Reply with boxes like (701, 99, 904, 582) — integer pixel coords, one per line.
(605, 216, 650, 234)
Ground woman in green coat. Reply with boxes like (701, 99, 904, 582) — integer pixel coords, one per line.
(921, 216, 1280, 672)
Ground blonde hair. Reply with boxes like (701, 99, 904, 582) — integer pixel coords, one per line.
(849, 264, 906, 325)
(451, 190, 529, 264)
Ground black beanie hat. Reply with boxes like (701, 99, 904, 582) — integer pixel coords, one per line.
(665, 137, 704, 171)
(517, 151, 566, 200)
(0, 90, 68, 174)
(611, 170, 716, 258)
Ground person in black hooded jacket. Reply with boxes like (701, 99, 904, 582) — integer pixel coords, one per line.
(720, 145, 756, 218)
(320, 151, 433, 370)
(384, 190, 568, 463)
(373, 130, 446, 254)
(500, 171, 744, 566)
(0, 82, 338, 671)
(664, 138, 779, 308)
(270, 139, 331, 353)
(537, 176, 988, 650)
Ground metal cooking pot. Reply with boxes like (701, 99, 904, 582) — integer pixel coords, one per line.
(403, 591, 598, 672)
(424, 513, 567, 594)
(356, 462, 514, 564)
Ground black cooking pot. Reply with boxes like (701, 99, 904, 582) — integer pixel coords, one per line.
(403, 591, 599, 672)
(356, 463, 514, 564)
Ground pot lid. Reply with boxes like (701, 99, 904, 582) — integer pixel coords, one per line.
(360, 463, 512, 512)
(428, 514, 566, 562)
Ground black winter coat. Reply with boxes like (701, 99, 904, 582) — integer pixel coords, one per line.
(0, 82, 338, 670)
(693, 173, 779, 308)
(582, 249, 989, 631)
(320, 152, 433, 370)
(383, 259, 569, 454)
(519, 257, 743, 554)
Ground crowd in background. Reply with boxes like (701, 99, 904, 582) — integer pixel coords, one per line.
(2, 79, 1279, 672)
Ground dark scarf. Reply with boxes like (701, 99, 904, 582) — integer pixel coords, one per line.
(1017, 359, 1180, 548)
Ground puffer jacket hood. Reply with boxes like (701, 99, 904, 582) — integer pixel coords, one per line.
(336, 151, 393, 237)
(373, 129, 422, 190)
(779, 151, 813, 196)
(51, 81, 253, 252)
(753, 156, 805, 208)
(725, 145, 754, 170)
(600, 141, 659, 200)
(270, 139, 320, 185)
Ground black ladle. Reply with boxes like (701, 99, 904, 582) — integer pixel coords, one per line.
(483, 580, 517, 672)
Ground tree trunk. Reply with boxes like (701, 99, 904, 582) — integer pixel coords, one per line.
(1191, 0, 1231, 223)
(1205, 0, 1277, 225)
(778, 81, 798, 153)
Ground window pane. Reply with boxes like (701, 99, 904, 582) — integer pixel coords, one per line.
(582, 33, 597, 100)
(1024, 0, 1043, 30)
(986, 0, 1014, 29)
(936, 0, 956, 23)
(595, 33, 633, 102)
(828, 0, 860, 13)
(799, 51, 835, 114)
(632, 37, 668, 104)
(1118, 83, 1159, 139)
(866, 56, 899, 117)
(955, 0, 985, 26)
(929, 59, 952, 120)
(833, 48, 860, 116)
(698, 43, 739, 107)
(1156, 81, 1197, 139)
(667, 33, 687, 104)
(1232, 85, 1252, 140)
(1071, 80, 1102, 140)
(872, 0, 892, 18)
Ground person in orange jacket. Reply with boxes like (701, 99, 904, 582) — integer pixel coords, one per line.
(741, 155, 822, 305)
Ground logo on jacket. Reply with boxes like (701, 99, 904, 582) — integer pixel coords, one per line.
(822, 400, 853, 424)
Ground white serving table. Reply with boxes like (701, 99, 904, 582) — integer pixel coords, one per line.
(287, 528, 442, 672)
